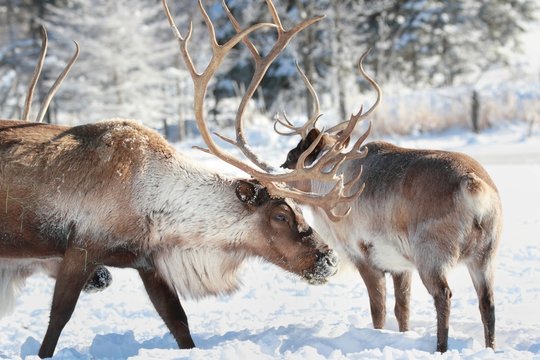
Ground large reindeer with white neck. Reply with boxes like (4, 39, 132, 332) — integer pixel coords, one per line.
(277, 58, 502, 352)
(0, 1, 378, 357)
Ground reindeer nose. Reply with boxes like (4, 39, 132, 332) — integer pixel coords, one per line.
(317, 249, 338, 268)
(315, 249, 339, 273)
(303, 249, 339, 285)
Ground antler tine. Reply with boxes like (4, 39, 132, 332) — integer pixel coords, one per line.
(335, 104, 364, 144)
(273, 114, 295, 134)
(274, 61, 321, 138)
(198, 0, 219, 50)
(273, 111, 293, 129)
(308, 163, 367, 222)
(350, 121, 372, 155)
(295, 61, 322, 138)
(309, 120, 371, 182)
(328, 179, 365, 221)
(354, 50, 381, 119)
(162, 0, 198, 78)
(264, 0, 285, 33)
(36, 40, 79, 123)
(22, 25, 48, 121)
(221, 0, 260, 59)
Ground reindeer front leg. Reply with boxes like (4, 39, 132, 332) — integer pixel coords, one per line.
(138, 269, 195, 349)
(357, 261, 387, 329)
(39, 247, 98, 359)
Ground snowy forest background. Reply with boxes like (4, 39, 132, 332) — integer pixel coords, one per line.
(0, 0, 539, 139)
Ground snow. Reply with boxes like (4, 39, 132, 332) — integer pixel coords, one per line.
(0, 121, 539, 359)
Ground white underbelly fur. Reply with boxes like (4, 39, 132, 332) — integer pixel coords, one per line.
(0, 258, 61, 318)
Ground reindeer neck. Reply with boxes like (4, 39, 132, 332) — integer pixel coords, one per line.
(134, 153, 246, 249)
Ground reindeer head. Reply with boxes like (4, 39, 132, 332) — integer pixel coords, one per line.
(234, 179, 337, 283)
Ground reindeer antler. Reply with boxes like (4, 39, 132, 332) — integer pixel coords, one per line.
(36, 40, 79, 123)
(22, 26, 48, 121)
(163, 0, 376, 221)
(21, 25, 80, 123)
(273, 50, 381, 219)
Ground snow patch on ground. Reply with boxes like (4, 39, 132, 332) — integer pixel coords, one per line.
(1, 122, 539, 359)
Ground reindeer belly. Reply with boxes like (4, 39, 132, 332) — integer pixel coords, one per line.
(359, 234, 415, 273)
(0, 258, 61, 318)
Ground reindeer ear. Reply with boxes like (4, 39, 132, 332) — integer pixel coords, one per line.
(235, 180, 270, 207)
(305, 128, 321, 144)
(306, 128, 330, 156)
(302, 128, 325, 155)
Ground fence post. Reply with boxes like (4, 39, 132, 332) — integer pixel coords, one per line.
(163, 118, 170, 140)
(471, 90, 480, 133)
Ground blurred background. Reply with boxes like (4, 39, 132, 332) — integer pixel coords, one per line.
(0, 0, 538, 141)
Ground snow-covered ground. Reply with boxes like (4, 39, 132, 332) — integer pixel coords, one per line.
(1, 121, 539, 359)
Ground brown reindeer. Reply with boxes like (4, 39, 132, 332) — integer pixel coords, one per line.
(0, 1, 375, 358)
(278, 57, 503, 353)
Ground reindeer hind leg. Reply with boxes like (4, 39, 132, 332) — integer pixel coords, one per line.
(467, 259, 496, 349)
(417, 267, 452, 353)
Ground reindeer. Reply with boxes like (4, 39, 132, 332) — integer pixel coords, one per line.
(0, 1, 376, 358)
(277, 57, 503, 353)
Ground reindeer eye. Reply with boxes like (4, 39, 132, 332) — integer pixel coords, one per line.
(274, 213, 288, 222)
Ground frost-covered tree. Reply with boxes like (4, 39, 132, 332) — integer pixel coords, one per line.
(274, 0, 537, 119)
(356, 0, 538, 87)
(42, 0, 183, 129)
(2, 0, 537, 133)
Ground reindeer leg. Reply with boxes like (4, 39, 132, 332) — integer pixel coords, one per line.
(418, 268, 452, 353)
(467, 260, 496, 348)
(39, 248, 97, 358)
(392, 271, 411, 332)
(357, 261, 386, 329)
(138, 269, 195, 349)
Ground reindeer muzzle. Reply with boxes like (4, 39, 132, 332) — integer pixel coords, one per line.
(303, 249, 339, 284)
